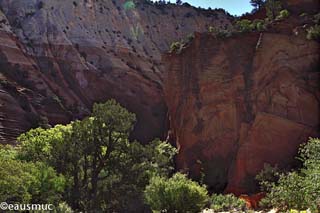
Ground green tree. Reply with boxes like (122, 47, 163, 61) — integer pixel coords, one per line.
(17, 99, 177, 212)
(210, 194, 246, 212)
(258, 138, 320, 211)
(276, 9, 290, 20)
(250, 0, 266, 9)
(265, 0, 282, 20)
(236, 19, 255, 32)
(176, 0, 182, 5)
(144, 173, 209, 213)
(0, 148, 65, 205)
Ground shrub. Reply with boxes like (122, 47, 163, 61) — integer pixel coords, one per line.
(253, 19, 267, 31)
(236, 19, 255, 32)
(208, 26, 232, 38)
(186, 33, 195, 42)
(306, 24, 320, 40)
(17, 100, 177, 212)
(313, 13, 320, 24)
(266, 0, 282, 20)
(276, 9, 290, 20)
(258, 138, 320, 211)
(170, 41, 183, 53)
(256, 164, 281, 192)
(144, 173, 209, 213)
(0, 152, 65, 205)
(210, 194, 246, 212)
(54, 202, 74, 213)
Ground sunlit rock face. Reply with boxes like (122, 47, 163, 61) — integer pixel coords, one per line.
(164, 10, 319, 193)
(0, 0, 233, 144)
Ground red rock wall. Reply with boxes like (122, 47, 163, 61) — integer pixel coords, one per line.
(164, 20, 319, 193)
(0, 0, 232, 144)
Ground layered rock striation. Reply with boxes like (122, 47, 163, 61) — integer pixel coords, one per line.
(164, 11, 319, 193)
(0, 0, 232, 144)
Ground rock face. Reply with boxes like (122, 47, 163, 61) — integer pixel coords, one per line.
(164, 14, 319, 193)
(0, 0, 232, 144)
(1, 0, 319, 195)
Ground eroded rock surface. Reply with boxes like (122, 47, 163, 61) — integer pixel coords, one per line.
(164, 14, 319, 193)
(0, 0, 232, 144)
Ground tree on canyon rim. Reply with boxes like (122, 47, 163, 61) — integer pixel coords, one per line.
(250, 0, 266, 10)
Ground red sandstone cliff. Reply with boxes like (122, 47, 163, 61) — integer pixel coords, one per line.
(0, 0, 232, 144)
(0, 0, 319, 195)
(164, 4, 319, 193)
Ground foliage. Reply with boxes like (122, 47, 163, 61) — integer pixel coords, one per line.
(0, 151, 65, 205)
(144, 173, 209, 213)
(210, 194, 246, 212)
(252, 19, 267, 31)
(236, 19, 255, 32)
(235, 19, 267, 33)
(208, 26, 232, 38)
(186, 33, 195, 42)
(313, 13, 320, 24)
(306, 24, 320, 41)
(276, 9, 290, 20)
(176, 0, 182, 5)
(18, 125, 70, 165)
(170, 33, 197, 53)
(256, 163, 281, 192)
(250, 0, 266, 9)
(265, 0, 282, 20)
(53, 202, 74, 213)
(17, 99, 177, 212)
(170, 41, 183, 53)
(123, 0, 136, 10)
(258, 138, 320, 211)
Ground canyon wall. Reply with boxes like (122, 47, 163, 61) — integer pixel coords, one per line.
(164, 14, 319, 193)
(0, 0, 232, 144)
(0, 0, 319, 195)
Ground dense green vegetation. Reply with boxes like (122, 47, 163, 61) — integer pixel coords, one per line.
(0, 99, 254, 212)
(257, 138, 320, 211)
(144, 173, 209, 212)
(0, 100, 177, 212)
(0, 146, 65, 205)
(210, 194, 246, 212)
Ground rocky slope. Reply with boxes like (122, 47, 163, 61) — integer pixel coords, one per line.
(0, 0, 319, 195)
(0, 0, 232, 144)
(164, 1, 319, 194)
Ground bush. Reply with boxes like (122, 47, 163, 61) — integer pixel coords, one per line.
(170, 41, 183, 53)
(210, 194, 246, 212)
(0, 151, 65, 205)
(208, 26, 232, 38)
(54, 202, 74, 213)
(256, 164, 281, 192)
(236, 19, 255, 32)
(313, 13, 320, 24)
(266, 0, 282, 20)
(258, 138, 320, 211)
(144, 173, 209, 213)
(307, 24, 320, 41)
(276, 9, 290, 20)
(16, 100, 177, 212)
(252, 19, 267, 31)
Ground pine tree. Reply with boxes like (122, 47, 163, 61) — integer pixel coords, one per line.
(250, 0, 266, 9)
(176, 0, 182, 5)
